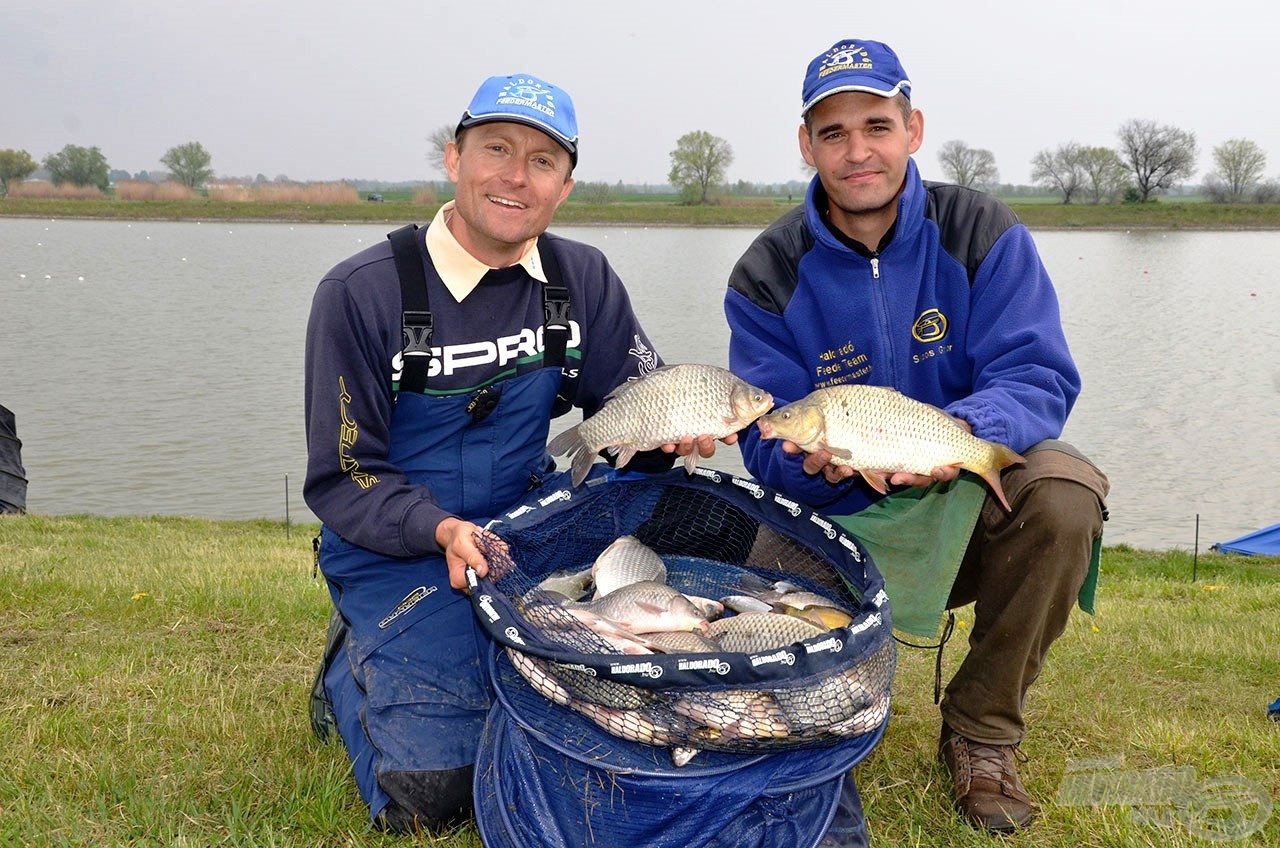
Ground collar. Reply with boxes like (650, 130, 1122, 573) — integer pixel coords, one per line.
(806, 158, 919, 257)
(425, 201, 548, 302)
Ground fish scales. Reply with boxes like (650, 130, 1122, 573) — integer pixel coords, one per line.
(707, 611, 826, 653)
(756, 384, 1025, 511)
(570, 579, 710, 635)
(591, 535, 667, 599)
(548, 363, 774, 487)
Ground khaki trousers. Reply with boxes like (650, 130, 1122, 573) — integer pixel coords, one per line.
(940, 445, 1109, 745)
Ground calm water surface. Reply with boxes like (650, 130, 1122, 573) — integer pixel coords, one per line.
(2, 218, 1277, 551)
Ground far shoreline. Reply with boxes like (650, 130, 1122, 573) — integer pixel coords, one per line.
(4, 197, 1280, 230)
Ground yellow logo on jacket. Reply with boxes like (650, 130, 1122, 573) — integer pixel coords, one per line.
(912, 308, 948, 343)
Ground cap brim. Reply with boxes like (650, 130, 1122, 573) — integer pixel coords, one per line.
(456, 114, 578, 162)
(801, 81, 909, 115)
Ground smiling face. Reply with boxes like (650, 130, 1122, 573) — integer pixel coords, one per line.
(444, 121, 575, 267)
(800, 91, 923, 249)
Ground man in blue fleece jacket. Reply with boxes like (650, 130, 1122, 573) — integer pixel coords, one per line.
(725, 39, 1110, 834)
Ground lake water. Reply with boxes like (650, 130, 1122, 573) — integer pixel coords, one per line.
(2, 217, 1277, 552)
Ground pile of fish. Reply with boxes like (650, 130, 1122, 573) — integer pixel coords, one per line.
(756, 384, 1025, 511)
(548, 363, 774, 487)
(507, 535, 892, 765)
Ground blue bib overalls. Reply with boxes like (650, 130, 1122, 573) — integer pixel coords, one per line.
(317, 225, 570, 826)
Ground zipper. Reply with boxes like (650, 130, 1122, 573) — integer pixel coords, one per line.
(870, 255, 881, 279)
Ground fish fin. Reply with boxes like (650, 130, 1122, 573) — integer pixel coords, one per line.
(681, 451, 699, 475)
(858, 468, 890, 494)
(973, 442, 1026, 513)
(736, 573, 774, 593)
(546, 424, 580, 456)
(828, 446, 853, 460)
(569, 444, 596, 488)
(980, 471, 1013, 512)
(612, 445, 638, 471)
(548, 425, 596, 487)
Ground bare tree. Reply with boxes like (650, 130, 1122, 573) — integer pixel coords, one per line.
(936, 140, 999, 190)
(1256, 179, 1280, 204)
(1030, 142, 1086, 204)
(1116, 119, 1198, 202)
(668, 130, 734, 204)
(426, 124, 455, 177)
(1078, 147, 1130, 204)
(1202, 138, 1267, 203)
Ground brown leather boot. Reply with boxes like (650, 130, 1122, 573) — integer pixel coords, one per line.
(938, 723, 1038, 832)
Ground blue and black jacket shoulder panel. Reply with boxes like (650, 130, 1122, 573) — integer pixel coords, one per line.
(728, 182, 1020, 317)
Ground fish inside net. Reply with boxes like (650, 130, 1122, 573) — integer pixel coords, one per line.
(468, 466, 896, 757)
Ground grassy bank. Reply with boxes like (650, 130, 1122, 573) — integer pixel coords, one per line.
(5, 195, 1280, 229)
(1, 514, 1276, 846)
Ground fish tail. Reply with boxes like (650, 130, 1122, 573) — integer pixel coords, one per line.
(569, 445, 595, 488)
(973, 442, 1026, 513)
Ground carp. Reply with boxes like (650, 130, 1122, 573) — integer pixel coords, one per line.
(757, 384, 1025, 511)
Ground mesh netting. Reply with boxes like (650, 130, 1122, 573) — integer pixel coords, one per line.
(468, 467, 896, 759)
(475, 650, 865, 848)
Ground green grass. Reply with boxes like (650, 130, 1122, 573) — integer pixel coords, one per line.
(5, 195, 1280, 229)
(1, 516, 1277, 846)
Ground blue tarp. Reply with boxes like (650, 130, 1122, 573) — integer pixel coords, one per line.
(1212, 523, 1280, 556)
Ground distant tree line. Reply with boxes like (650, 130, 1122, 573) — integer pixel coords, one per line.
(651, 117, 1277, 205)
(933, 119, 1275, 205)
(7, 116, 1280, 205)
(0, 141, 213, 197)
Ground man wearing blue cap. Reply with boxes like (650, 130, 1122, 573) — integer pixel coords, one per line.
(726, 40, 1110, 834)
(302, 72, 721, 833)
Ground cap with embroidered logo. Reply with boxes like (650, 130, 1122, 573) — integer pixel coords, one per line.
(457, 73, 579, 167)
(801, 39, 911, 116)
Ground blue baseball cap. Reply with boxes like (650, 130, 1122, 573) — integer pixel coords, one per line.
(457, 73, 579, 167)
(801, 39, 912, 116)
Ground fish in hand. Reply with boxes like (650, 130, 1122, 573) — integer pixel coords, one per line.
(757, 384, 1024, 511)
(548, 363, 774, 487)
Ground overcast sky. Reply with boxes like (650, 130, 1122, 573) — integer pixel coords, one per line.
(6, 0, 1278, 188)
